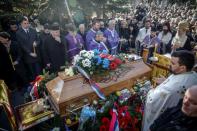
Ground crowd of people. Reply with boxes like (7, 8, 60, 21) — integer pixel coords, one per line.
(0, 2, 197, 130)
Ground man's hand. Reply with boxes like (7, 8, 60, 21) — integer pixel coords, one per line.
(172, 44, 180, 50)
(13, 61, 19, 66)
(46, 63, 51, 67)
(30, 52, 37, 57)
(154, 76, 166, 85)
(33, 41, 37, 47)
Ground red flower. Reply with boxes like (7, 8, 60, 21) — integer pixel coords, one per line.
(114, 58, 122, 65)
(107, 55, 114, 61)
(100, 125, 107, 131)
(100, 53, 109, 58)
(135, 106, 141, 113)
(119, 117, 129, 129)
(101, 117, 110, 126)
(110, 62, 118, 70)
(134, 117, 139, 124)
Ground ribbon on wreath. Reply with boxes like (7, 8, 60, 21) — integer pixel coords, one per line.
(30, 75, 44, 99)
(109, 103, 119, 131)
(75, 65, 106, 100)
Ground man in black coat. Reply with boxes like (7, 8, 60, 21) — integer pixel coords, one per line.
(38, 23, 50, 68)
(16, 16, 41, 81)
(150, 85, 197, 131)
(0, 32, 27, 90)
(42, 22, 68, 73)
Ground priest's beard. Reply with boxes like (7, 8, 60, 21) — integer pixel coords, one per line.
(54, 36, 61, 43)
(163, 30, 168, 35)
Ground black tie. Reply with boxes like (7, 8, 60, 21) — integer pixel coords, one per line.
(26, 30, 30, 37)
(146, 29, 147, 33)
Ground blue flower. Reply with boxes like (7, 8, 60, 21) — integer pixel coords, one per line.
(102, 50, 108, 54)
(102, 58, 109, 69)
(94, 56, 102, 65)
(93, 49, 100, 55)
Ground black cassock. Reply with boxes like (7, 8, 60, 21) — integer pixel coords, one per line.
(42, 35, 68, 73)
(0, 41, 27, 89)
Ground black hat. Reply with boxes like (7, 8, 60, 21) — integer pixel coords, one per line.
(50, 22, 60, 30)
(0, 32, 11, 40)
(43, 23, 49, 29)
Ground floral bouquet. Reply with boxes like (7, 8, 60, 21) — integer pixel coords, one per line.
(72, 49, 122, 77)
(77, 80, 151, 131)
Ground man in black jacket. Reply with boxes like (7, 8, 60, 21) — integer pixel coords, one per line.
(16, 16, 41, 81)
(42, 22, 68, 73)
(0, 32, 27, 90)
(150, 85, 197, 131)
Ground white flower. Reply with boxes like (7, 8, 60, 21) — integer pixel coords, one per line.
(72, 54, 82, 65)
(82, 59, 91, 68)
(65, 67, 74, 76)
(83, 51, 94, 59)
(88, 51, 94, 58)
(79, 50, 87, 56)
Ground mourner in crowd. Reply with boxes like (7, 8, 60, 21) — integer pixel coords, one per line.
(7, 20, 18, 42)
(157, 22, 173, 54)
(89, 31, 108, 52)
(140, 27, 160, 63)
(77, 24, 87, 45)
(39, 23, 50, 68)
(136, 20, 151, 55)
(42, 22, 68, 73)
(150, 85, 197, 131)
(171, 21, 192, 52)
(104, 19, 119, 55)
(65, 24, 84, 62)
(86, 19, 101, 49)
(0, 32, 27, 90)
(16, 16, 41, 82)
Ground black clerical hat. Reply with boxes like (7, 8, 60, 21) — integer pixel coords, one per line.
(50, 22, 60, 30)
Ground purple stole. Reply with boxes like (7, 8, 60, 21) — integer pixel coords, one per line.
(89, 39, 109, 52)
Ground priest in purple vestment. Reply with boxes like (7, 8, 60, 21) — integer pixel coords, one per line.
(86, 19, 100, 50)
(140, 27, 161, 63)
(88, 31, 109, 52)
(65, 25, 84, 62)
(104, 19, 120, 55)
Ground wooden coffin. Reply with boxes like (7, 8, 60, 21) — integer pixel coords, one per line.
(46, 60, 151, 117)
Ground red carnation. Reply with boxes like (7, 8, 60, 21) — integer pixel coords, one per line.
(100, 125, 107, 131)
(110, 62, 118, 70)
(114, 58, 122, 65)
(101, 117, 110, 126)
(135, 106, 141, 113)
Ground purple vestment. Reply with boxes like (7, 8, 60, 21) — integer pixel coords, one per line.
(86, 28, 97, 50)
(65, 33, 84, 61)
(104, 28, 119, 55)
(88, 39, 109, 52)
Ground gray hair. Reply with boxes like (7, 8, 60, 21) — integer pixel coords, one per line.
(108, 19, 116, 27)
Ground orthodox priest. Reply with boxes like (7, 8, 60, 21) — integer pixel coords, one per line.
(171, 21, 192, 52)
(88, 31, 109, 52)
(42, 22, 68, 73)
(142, 50, 197, 131)
(104, 19, 119, 55)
